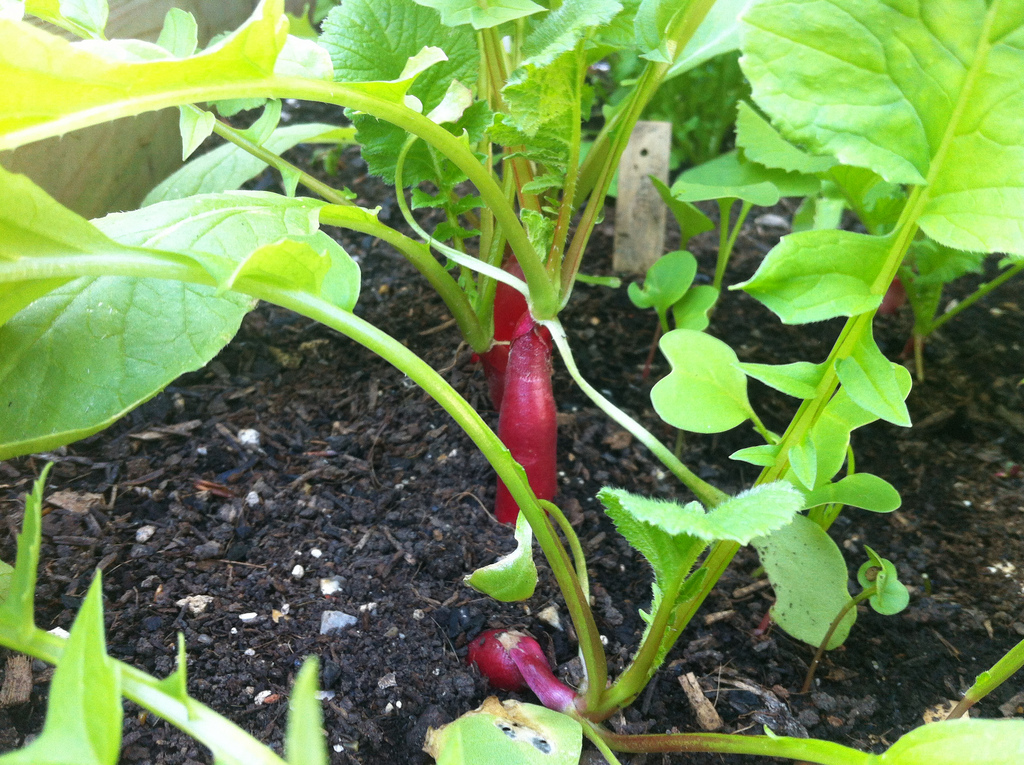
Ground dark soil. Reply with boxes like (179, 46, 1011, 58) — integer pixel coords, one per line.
(2, 130, 1024, 764)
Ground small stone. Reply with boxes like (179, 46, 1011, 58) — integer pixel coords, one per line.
(194, 541, 222, 560)
(142, 616, 163, 631)
(48, 627, 70, 639)
(239, 612, 258, 622)
(244, 648, 255, 656)
(197, 634, 214, 645)
(320, 610, 357, 635)
(536, 605, 562, 631)
(359, 602, 378, 614)
(412, 609, 425, 621)
(135, 525, 157, 543)
(254, 690, 273, 705)
(280, 603, 291, 616)
(378, 672, 397, 690)
(292, 565, 305, 579)
(333, 745, 344, 753)
(321, 577, 343, 596)
(237, 429, 261, 448)
(310, 548, 323, 558)
(245, 491, 260, 507)
(797, 709, 820, 727)
(755, 213, 790, 229)
(176, 595, 214, 616)
(130, 544, 154, 559)
(316, 690, 336, 701)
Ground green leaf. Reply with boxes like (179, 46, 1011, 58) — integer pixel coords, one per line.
(835, 329, 911, 427)
(667, 0, 752, 77)
(739, 360, 826, 400)
(424, 698, 581, 765)
(178, 106, 215, 160)
(805, 473, 901, 514)
(627, 250, 697, 331)
(753, 514, 855, 649)
(145, 122, 353, 204)
(729, 443, 779, 467)
(858, 546, 909, 616)
(0, 573, 121, 765)
(737, 230, 893, 324)
(910, 238, 985, 286)
(825, 165, 904, 235)
(651, 328, 752, 433)
(734, 102, 834, 175)
(464, 512, 537, 602)
(742, 0, 1024, 257)
(410, 0, 544, 29)
(671, 284, 717, 331)
(788, 435, 817, 490)
(0, 559, 13, 603)
(522, 0, 621, 68)
(155, 634, 189, 702)
(156, 8, 198, 58)
(651, 177, 714, 244)
(25, 0, 107, 39)
(286, 658, 328, 765)
(635, 0, 689, 63)
(274, 34, 334, 80)
(878, 719, 1024, 765)
(671, 150, 819, 206)
(0, 0, 290, 151)
(0, 464, 48, 636)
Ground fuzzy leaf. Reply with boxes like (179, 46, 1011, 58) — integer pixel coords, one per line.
(737, 230, 893, 324)
(651, 329, 752, 433)
(464, 512, 537, 602)
(522, 0, 621, 68)
(805, 473, 901, 513)
(754, 515, 855, 649)
(286, 658, 328, 765)
(410, 0, 544, 29)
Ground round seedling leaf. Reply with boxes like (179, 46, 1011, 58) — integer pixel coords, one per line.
(857, 554, 909, 616)
(651, 329, 753, 433)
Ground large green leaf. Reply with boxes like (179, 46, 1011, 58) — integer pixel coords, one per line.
(753, 515, 855, 649)
(878, 719, 1024, 765)
(667, 0, 753, 77)
(737, 230, 893, 324)
(651, 329, 752, 433)
(410, 0, 544, 29)
(734, 101, 834, 175)
(0, 574, 121, 765)
(742, 0, 1024, 257)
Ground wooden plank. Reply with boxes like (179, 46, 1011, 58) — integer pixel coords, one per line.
(613, 120, 672, 275)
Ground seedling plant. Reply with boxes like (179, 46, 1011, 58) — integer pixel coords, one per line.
(0, 0, 1023, 763)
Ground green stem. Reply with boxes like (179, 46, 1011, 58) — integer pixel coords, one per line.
(801, 587, 875, 694)
(540, 499, 590, 606)
(925, 260, 1024, 334)
(947, 636, 1024, 720)
(545, 319, 728, 509)
(600, 730, 871, 764)
(318, 205, 487, 351)
(580, 721, 625, 765)
(714, 199, 752, 292)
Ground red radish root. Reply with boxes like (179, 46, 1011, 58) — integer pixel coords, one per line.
(466, 629, 576, 712)
(476, 257, 528, 411)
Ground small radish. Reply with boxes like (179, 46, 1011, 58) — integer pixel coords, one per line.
(476, 255, 528, 410)
(494, 315, 556, 524)
(466, 629, 576, 712)
(878, 276, 907, 316)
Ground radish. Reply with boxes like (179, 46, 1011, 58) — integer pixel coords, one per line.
(466, 629, 576, 712)
(475, 256, 528, 410)
(493, 315, 556, 524)
(878, 276, 907, 316)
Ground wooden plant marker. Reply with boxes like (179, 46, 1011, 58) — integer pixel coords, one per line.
(612, 120, 672, 275)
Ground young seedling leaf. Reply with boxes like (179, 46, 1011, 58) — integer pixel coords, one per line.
(464, 512, 538, 602)
(423, 697, 581, 764)
(286, 658, 328, 765)
(627, 250, 697, 331)
(877, 719, 1024, 765)
(410, 0, 544, 29)
(0, 464, 48, 635)
(145, 123, 353, 204)
(737, 230, 893, 324)
(0, 559, 12, 603)
(910, 238, 986, 287)
(742, 0, 1024, 257)
(739, 361, 826, 399)
(858, 547, 909, 616)
(25, 0, 107, 39)
(178, 106, 216, 160)
(671, 150, 819, 206)
(753, 515, 855, 649)
(521, 0, 621, 68)
(836, 330, 911, 427)
(788, 435, 817, 491)
(729, 443, 779, 467)
(734, 102, 834, 175)
(239, 99, 283, 147)
(671, 285, 718, 331)
(805, 473, 901, 514)
(651, 329, 753, 433)
(0, 573, 122, 765)
(651, 177, 714, 244)
(156, 8, 198, 58)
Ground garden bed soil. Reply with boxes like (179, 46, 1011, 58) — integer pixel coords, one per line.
(1, 141, 1024, 764)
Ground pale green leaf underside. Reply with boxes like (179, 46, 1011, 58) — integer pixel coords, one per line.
(464, 512, 538, 602)
(667, 0, 752, 78)
(410, 0, 544, 29)
(754, 515, 855, 649)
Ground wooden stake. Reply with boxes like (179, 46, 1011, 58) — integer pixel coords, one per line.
(613, 120, 672, 275)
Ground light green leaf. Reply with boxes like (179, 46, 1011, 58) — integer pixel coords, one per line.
(791, 194, 845, 233)
(627, 250, 697, 331)
(651, 177, 714, 244)
(274, 34, 333, 80)
(753, 515, 855, 649)
(522, 0, 621, 68)
(635, 0, 687, 63)
(145, 122, 353, 204)
(671, 284, 718, 331)
(156, 8, 198, 58)
(239, 99, 283, 146)
(0, 559, 13, 603)
(286, 658, 328, 765)
(0, 465, 47, 636)
(667, 0, 752, 77)
(424, 698, 581, 765)
(671, 150, 818, 206)
(155, 634, 189, 702)
(178, 106, 215, 160)
(464, 512, 537, 602)
(858, 547, 909, 616)
(836, 330, 911, 427)
(737, 230, 893, 324)
(735, 102, 834, 175)
(729, 443, 779, 467)
(910, 238, 985, 286)
(805, 473, 901, 514)
(410, 0, 544, 29)
(742, 0, 1024, 257)
(651, 328, 752, 433)
(0, 0, 290, 151)
(788, 436, 817, 490)
(739, 360, 826, 399)
(25, 0, 107, 39)
(0, 573, 121, 765)
(826, 165, 904, 235)
(878, 719, 1024, 765)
